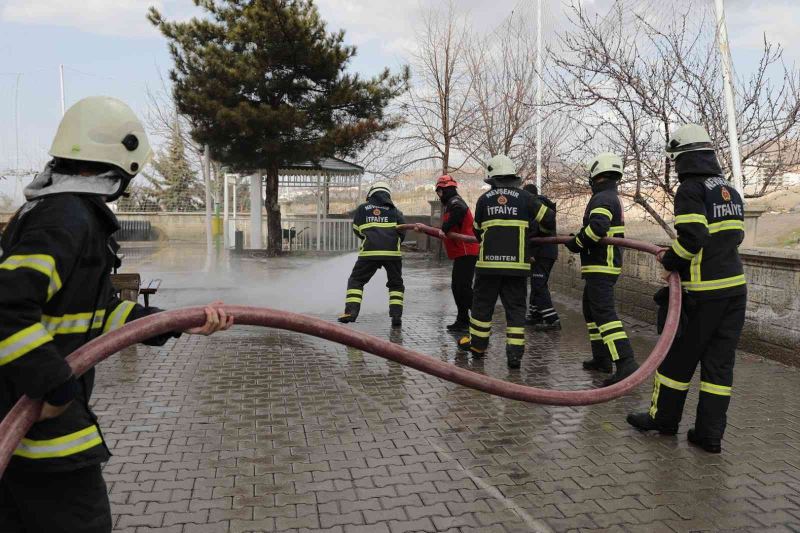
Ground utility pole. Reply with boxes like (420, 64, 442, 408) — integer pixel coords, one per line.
(59, 65, 66, 116)
(535, 0, 543, 192)
(713, 0, 744, 195)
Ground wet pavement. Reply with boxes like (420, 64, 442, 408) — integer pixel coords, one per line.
(102, 244, 800, 532)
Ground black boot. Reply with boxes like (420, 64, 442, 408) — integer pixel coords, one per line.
(532, 319, 561, 332)
(582, 357, 612, 372)
(626, 412, 677, 435)
(338, 312, 357, 323)
(506, 346, 523, 369)
(602, 358, 639, 386)
(447, 315, 469, 332)
(457, 336, 485, 358)
(391, 315, 402, 328)
(687, 428, 721, 454)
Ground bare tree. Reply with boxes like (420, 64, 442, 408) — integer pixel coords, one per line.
(403, 0, 476, 175)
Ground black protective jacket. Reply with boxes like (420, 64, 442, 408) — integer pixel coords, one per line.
(473, 180, 556, 277)
(0, 193, 174, 472)
(352, 191, 405, 260)
(529, 194, 558, 261)
(661, 151, 746, 299)
(569, 180, 626, 277)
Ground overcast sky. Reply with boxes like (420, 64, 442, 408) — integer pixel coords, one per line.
(1, 0, 799, 199)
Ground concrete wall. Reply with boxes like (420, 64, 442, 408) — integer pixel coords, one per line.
(550, 245, 800, 366)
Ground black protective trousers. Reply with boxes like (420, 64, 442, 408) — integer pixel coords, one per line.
(649, 294, 746, 441)
(451, 255, 477, 322)
(528, 258, 559, 323)
(582, 274, 634, 364)
(344, 259, 404, 318)
(0, 464, 112, 533)
(468, 275, 527, 356)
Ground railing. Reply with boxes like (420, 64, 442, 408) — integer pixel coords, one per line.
(226, 216, 359, 252)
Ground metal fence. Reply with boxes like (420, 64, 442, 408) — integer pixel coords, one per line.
(226, 216, 359, 252)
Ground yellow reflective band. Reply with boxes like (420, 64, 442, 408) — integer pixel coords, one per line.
(359, 250, 402, 257)
(708, 220, 744, 234)
(675, 213, 708, 226)
(0, 254, 63, 301)
(352, 223, 360, 232)
(581, 266, 621, 275)
(469, 327, 491, 338)
(671, 239, 697, 260)
(655, 371, 690, 391)
(476, 261, 530, 271)
(589, 333, 602, 341)
(586, 322, 598, 329)
(388, 291, 404, 298)
(590, 207, 613, 220)
(357, 222, 398, 231)
(506, 338, 525, 346)
(575, 236, 584, 248)
(14, 425, 103, 459)
(608, 226, 625, 236)
(470, 317, 492, 328)
(690, 248, 703, 283)
(598, 321, 624, 333)
(606, 243, 614, 269)
(41, 310, 106, 336)
(585, 225, 601, 242)
(0, 323, 53, 366)
(389, 300, 404, 306)
(506, 327, 525, 334)
(606, 339, 619, 361)
(682, 274, 746, 292)
(345, 298, 362, 303)
(535, 204, 548, 223)
(103, 301, 136, 334)
(649, 376, 661, 418)
(700, 381, 732, 396)
(346, 289, 364, 296)
(479, 219, 529, 230)
(603, 331, 629, 344)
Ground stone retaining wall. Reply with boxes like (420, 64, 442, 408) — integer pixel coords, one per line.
(550, 245, 800, 366)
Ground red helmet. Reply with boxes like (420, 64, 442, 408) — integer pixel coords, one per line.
(435, 175, 458, 189)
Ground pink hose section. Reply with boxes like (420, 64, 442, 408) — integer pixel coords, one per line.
(0, 233, 678, 477)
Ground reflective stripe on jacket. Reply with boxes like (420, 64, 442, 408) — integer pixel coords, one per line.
(575, 181, 625, 277)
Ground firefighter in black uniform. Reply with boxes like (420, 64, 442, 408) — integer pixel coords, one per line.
(0, 96, 232, 533)
(627, 124, 747, 454)
(565, 153, 639, 386)
(457, 155, 556, 369)
(339, 181, 406, 327)
(523, 183, 561, 331)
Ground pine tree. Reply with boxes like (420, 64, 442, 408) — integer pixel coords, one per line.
(146, 117, 204, 212)
(149, 0, 408, 254)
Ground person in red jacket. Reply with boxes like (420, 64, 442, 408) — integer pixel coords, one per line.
(432, 175, 480, 332)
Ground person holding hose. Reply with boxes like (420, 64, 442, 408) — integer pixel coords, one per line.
(627, 124, 747, 454)
(433, 175, 479, 332)
(0, 96, 232, 533)
(522, 183, 561, 330)
(457, 155, 556, 369)
(339, 181, 406, 327)
(564, 153, 639, 386)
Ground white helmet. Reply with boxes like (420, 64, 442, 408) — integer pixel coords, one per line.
(366, 181, 391, 199)
(588, 152, 623, 180)
(50, 96, 152, 177)
(485, 154, 517, 178)
(665, 124, 714, 161)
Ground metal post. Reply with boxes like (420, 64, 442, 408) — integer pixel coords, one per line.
(250, 173, 262, 249)
(203, 145, 213, 255)
(223, 173, 230, 248)
(316, 175, 322, 251)
(536, 0, 543, 191)
(714, 0, 744, 195)
(13, 73, 21, 203)
(59, 65, 65, 116)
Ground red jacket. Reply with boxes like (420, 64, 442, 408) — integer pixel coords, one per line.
(441, 194, 479, 259)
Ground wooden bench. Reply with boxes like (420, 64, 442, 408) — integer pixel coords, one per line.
(110, 273, 161, 308)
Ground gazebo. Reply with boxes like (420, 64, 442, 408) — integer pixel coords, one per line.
(223, 157, 364, 251)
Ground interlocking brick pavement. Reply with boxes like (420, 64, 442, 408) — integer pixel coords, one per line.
(100, 248, 800, 532)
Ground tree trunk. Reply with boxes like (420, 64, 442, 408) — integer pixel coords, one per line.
(633, 194, 675, 240)
(265, 165, 282, 256)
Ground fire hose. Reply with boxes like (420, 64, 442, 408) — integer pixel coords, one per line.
(0, 233, 678, 477)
